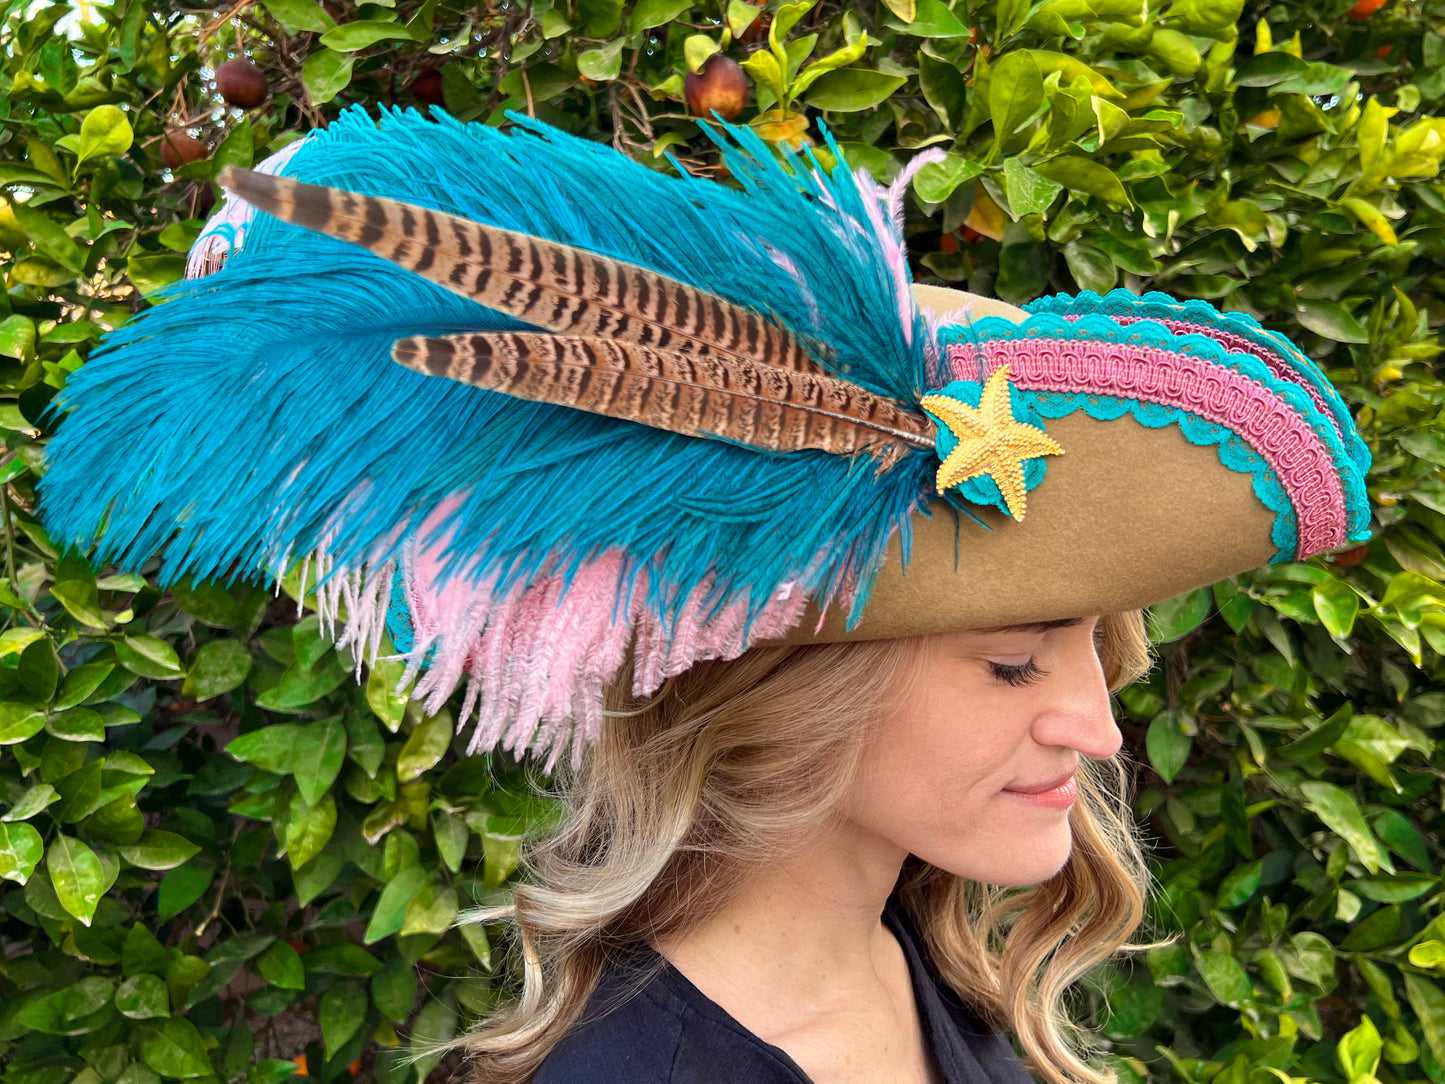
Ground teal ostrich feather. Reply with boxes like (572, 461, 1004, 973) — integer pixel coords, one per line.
(40, 106, 934, 628)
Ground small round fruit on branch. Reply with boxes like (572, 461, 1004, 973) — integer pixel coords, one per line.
(685, 55, 750, 122)
(159, 130, 209, 170)
(216, 59, 269, 109)
(411, 68, 445, 105)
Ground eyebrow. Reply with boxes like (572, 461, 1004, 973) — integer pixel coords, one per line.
(975, 617, 1087, 635)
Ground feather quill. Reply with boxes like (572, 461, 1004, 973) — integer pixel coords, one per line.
(217, 166, 826, 376)
(394, 331, 933, 466)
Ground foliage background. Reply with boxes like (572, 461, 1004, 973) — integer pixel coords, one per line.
(2, 0, 1444, 1082)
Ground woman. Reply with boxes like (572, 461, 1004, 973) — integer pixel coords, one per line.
(40, 109, 1371, 1083)
(478, 614, 1152, 1084)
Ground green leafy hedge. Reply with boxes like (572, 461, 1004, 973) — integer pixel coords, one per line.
(3, 1, 1445, 1082)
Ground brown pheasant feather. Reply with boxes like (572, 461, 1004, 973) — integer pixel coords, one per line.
(217, 166, 825, 375)
(392, 332, 935, 467)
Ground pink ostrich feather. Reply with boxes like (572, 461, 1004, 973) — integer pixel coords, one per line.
(853, 150, 947, 350)
(304, 497, 811, 770)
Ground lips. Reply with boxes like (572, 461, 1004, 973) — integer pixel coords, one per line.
(1004, 770, 1077, 795)
(1003, 771, 1079, 810)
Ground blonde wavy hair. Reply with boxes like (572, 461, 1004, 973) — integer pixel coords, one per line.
(460, 610, 1153, 1083)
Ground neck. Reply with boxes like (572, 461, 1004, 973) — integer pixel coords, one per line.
(657, 816, 908, 1013)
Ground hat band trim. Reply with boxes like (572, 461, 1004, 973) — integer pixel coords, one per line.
(1025, 289, 1368, 472)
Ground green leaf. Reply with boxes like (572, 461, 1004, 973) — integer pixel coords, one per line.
(76, 105, 133, 168)
(1198, 949, 1252, 1005)
(1299, 781, 1388, 874)
(1317, 581, 1358, 641)
(255, 940, 307, 990)
(157, 860, 215, 921)
(3, 783, 59, 822)
(434, 812, 469, 874)
(1406, 973, 1445, 1067)
(303, 942, 383, 976)
(0, 314, 37, 360)
(1002, 158, 1063, 217)
(261, 0, 336, 32)
(629, 0, 692, 32)
(408, 999, 458, 1083)
(1033, 156, 1131, 208)
(396, 709, 453, 783)
(56, 661, 115, 709)
(285, 792, 337, 869)
(116, 634, 184, 680)
(11, 202, 87, 275)
(482, 818, 525, 890)
(0, 821, 44, 884)
(0, 702, 46, 744)
(370, 959, 418, 1021)
(893, 0, 971, 35)
(1232, 51, 1308, 87)
(363, 865, 429, 944)
(47, 707, 105, 741)
(294, 717, 347, 805)
(52, 553, 107, 628)
(407, 1000, 456, 1081)
(318, 20, 418, 50)
(1337, 1015, 1382, 1079)
(804, 69, 907, 112)
(1296, 299, 1370, 344)
(1148, 588, 1212, 642)
(1350, 873, 1438, 902)
(119, 830, 202, 871)
(48, 833, 105, 925)
(293, 842, 346, 905)
(402, 881, 458, 936)
(302, 49, 354, 105)
(124, 923, 172, 976)
(254, 653, 348, 712)
(14, 976, 116, 1034)
(1215, 859, 1262, 908)
(577, 39, 624, 82)
(319, 981, 368, 1060)
(1146, 711, 1192, 783)
(913, 154, 984, 203)
(183, 639, 253, 700)
(226, 724, 305, 773)
(365, 655, 408, 732)
(988, 51, 1044, 142)
(1278, 703, 1352, 760)
(139, 1018, 214, 1079)
(115, 973, 170, 1020)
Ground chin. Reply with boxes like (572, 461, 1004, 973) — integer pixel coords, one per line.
(921, 820, 1075, 887)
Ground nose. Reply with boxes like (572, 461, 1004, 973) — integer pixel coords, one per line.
(1030, 631, 1122, 761)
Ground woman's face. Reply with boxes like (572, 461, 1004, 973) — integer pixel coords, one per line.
(841, 616, 1121, 887)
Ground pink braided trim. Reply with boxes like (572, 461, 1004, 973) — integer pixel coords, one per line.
(950, 339, 1348, 558)
(1082, 314, 1344, 443)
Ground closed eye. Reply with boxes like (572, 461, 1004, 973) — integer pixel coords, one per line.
(990, 659, 1049, 687)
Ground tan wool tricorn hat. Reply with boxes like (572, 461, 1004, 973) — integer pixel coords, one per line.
(38, 112, 1372, 765)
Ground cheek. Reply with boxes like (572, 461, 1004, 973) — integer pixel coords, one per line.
(845, 696, 1075, 886)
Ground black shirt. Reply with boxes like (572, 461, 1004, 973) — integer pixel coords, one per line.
(532, 900, 1035, 1083)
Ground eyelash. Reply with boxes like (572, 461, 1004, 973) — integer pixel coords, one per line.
(990, 659, 1049, 687)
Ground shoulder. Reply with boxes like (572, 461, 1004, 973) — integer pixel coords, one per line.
(884, 897, 1036, 1084)
(531, 954, 807, 1084)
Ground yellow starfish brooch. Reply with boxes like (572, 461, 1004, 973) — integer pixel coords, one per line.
(919, 366, 1064, 522)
